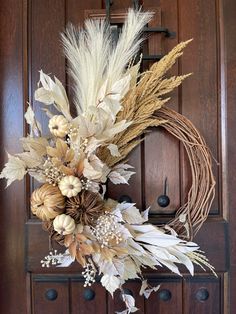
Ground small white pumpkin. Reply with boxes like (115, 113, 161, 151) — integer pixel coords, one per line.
(59, 175, 82, 197)
(49, 115, 69, 138)
(53, 214, 75, 235)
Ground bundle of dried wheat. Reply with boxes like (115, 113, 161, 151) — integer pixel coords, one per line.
(98, 40, 192, 167)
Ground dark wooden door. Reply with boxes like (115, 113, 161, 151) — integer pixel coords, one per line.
(0, 0, 236, 313)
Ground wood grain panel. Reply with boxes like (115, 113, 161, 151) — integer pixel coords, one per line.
(145, 278, 182, 314)
(32, 278, 69, 314)
(71, 281, 106, 314)
(66, 0, 102, 25)
(0, 0, 27, 313)
(179, 0, 219, 215)
(223, 0, 236, 311)
(183, 276, 221, 314)
(143, 0, 181, 214)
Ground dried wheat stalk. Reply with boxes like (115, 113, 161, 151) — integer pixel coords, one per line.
(98, 40, 192, 167)
(98, 39, 215, 240)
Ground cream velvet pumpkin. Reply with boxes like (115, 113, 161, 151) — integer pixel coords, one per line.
(48, 115, 69, 138)
(53, 214, 76, 235)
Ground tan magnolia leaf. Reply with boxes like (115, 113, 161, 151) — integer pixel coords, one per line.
(20, 137, 48, 156)
(76, 233, 88, 242)
(17, 149, 43, 168)
(47, 139, 74, 163)
(76, 158, 84, 176)
(58, 164, 74, 176)
(79, 243, 94, 255)
(75, 250, 86, 267)
(68, 240, 77, 258)
(64, 234, 74, 247)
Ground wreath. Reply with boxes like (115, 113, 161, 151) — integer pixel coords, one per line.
(0, 9, 215, 313)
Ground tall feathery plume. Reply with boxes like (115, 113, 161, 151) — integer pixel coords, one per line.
(61, 20, 111, 114)
(61, 9, 153, 115)
(106, 9, 153, 88)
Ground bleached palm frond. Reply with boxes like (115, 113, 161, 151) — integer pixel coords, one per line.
(106, 9, 153, 88)
(61, 20, 111, 114)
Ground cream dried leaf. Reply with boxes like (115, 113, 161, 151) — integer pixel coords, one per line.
(123, 258, 139, 280)
(83, 155, 110, 183)
(119, 294, 138, 314)
(0, 153, 27, 187)
(101, 274, 120, 297)
(109, 163, 135, 185)
(17, 149, 43, 168)
(28, 170, 46, 183)
(118, 203, 146, 225)
(24, 104, 42, 137)
(35, 70, 72, 121)
(139, 280, 160, 299)
(107, 144, 120, 157)
(20, 137, 48, 156)
(97, 75, 131, 120)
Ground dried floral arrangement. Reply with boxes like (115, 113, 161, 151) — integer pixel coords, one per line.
(0, 9, 216, 314)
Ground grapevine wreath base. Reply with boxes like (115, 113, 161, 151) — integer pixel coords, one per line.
(1, 9, 215, 313)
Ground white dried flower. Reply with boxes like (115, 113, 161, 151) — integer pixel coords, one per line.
(91, 211, 123, 247)
(41, 250, 64, 267)
(59, 175, 82, 197)
(49, 115, 69, 137)
(82, 260, 96, 287)
(43, 157, 65, 186)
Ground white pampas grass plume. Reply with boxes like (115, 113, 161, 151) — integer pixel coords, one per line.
(62, 9, 153, 115)
(106, 9, 153, 88)
(62, 20, 111, 114)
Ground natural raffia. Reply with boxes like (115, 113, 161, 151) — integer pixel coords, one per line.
(155, 107, 216, 240)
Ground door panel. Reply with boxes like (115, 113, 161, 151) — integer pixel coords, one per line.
(0, 0, 235, 313)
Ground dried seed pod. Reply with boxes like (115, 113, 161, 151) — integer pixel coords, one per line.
(31, 183, 65, 221)
(66, 190, 104, 226)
